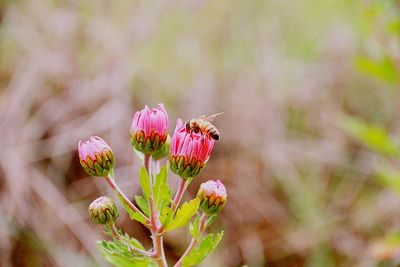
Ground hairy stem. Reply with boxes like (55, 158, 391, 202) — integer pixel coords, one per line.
(104, 175, 149, 226)
(174, 213, 207, 267)
(171, 178, 189, 214)
(145, 154, 168, 267)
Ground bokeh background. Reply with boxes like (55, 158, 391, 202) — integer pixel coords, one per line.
(1, 0, 400, 266)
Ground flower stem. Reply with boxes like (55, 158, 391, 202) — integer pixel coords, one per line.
(171, 178, 190, 214)
(104, 175, 150, 226)
(109, 223, 121, 240)
(145, 154, 168, 267)
(174, 213, 207, 267)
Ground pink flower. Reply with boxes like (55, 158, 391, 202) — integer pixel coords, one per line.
(197, 180, 227, 215)
(169, 119, 215, 179)
(78, 136, 115, 176)
(130, 104, 169, 154)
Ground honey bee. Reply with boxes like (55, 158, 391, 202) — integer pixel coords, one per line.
(185, 112, 223, 141)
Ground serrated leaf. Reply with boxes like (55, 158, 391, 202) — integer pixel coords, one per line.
(117, 194, 147, 224)
(153, 165, 172, 211)
(165, 198, 200, 231)
(139, 167, 151, 199)
(189, 215, 200, 239)
(135, 195, 150, 217)
(160, 207, 173, 226)
(130, 211, 147, 224)
(121, 233, 146, 251)
(98, 239, 155, 267)
(182, 231, 224, 267)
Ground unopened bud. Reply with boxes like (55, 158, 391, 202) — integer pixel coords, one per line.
(197, 180, 227, 215)
(130, 104, 169, 154)
(78, 136, 115, 176)
(169, 119, 215, 179)
(88, 196, 119, 225)
(152, 135, 171, 160)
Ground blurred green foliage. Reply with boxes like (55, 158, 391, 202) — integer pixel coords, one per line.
(340, 1, 400, 265)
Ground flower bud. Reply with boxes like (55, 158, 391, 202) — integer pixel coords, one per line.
(130, 104, 168, 155)
(169, 119, 215, 179)
(197, 180, 227, 215)
(78, 136, 115, 176)
(88, 196, 119, 225)
(152, 135, 171, 160)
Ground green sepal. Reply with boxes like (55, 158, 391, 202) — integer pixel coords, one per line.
(153, 135, 159, 151)
(94, 162, 103, 176)
(87, 158, 94, 170)
(144, 138, 152, 153)
(96, 154, 103, 165)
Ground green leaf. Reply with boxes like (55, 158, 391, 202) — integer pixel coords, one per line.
(205, 214, 217, 229)
(376, 165, 400, 194)
(121, 233, 146, 251)
(98, 239, 156, 267)
(165, 198, 200, 231)
(160, 207, 173, 226)
(135, 195, 150, 217)
(153, 165, 172, 210)
(117, 194, 147, 224)
(355, 56, 399, 84)
(339, 115, 400, 156)
(182, 231, 224, 267)
(129, 211, 147, 224)
(139, 167, 151, 199)
(189, 215, 200, 239)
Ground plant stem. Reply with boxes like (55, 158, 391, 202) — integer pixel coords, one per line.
(152, 159, 161, 175)
(174, 213, 207, 267)
(103, 175, 150, 226)
(109, 223, 121, 240)
(171, 178, 189, 214)
(152, 231, 168, 266)
(145, 154, 168, 267)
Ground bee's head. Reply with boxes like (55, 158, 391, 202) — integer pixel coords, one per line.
(185, 122, 191, 132)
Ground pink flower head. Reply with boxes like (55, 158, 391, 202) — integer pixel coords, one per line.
(78, 136, 115, 176)
(197, 180, 227, 215)
(130, 103, 169, 154)
(169, 119, 215, 179)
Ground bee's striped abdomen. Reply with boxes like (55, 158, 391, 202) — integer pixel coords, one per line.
(203, 122, 220, 140)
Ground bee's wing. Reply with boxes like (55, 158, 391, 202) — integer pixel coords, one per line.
(202, 112, 224, 122)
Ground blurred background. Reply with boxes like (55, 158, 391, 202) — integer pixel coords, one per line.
(1, 0, 400, 266)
